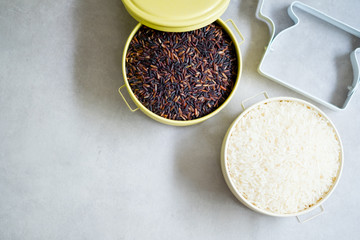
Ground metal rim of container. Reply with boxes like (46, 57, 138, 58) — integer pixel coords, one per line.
(220, 96, 344, 218)
(121, 18, 243, 126)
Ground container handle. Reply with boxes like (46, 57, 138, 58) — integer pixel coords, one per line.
(225, 19, 245, 45)
(296, 205, 325, 223)
(118, 85, 139, 112)
(241, 91, 269, 110)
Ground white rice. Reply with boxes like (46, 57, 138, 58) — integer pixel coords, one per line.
(226, 100, 341, 214)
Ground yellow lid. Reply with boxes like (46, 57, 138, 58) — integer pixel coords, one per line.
(122, 0, 230, 32)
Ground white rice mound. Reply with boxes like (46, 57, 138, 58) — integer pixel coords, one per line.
(226, 100, 341, 214)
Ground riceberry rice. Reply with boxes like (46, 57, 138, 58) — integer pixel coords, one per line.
(126, 22, 238, 121)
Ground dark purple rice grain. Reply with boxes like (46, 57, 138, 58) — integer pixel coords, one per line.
(126, 22, 238, 121)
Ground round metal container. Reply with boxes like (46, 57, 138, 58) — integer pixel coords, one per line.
(121, 19, 243, 126)
(221, 96, 344, 217)
(122, 0, 230, 32)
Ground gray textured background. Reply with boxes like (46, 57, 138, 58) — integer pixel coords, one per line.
(1, 0, 359, 239)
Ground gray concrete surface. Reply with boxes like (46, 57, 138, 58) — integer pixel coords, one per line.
(1, 0, 359, 239)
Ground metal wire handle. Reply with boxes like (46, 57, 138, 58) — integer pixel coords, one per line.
(241, 91, 269, 110)
(296, 205, 325, 223)
(118, 85, 139, 112)
(225, 19, 245, 45)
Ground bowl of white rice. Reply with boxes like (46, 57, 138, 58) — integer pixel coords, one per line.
(221, 97, 343, 217)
